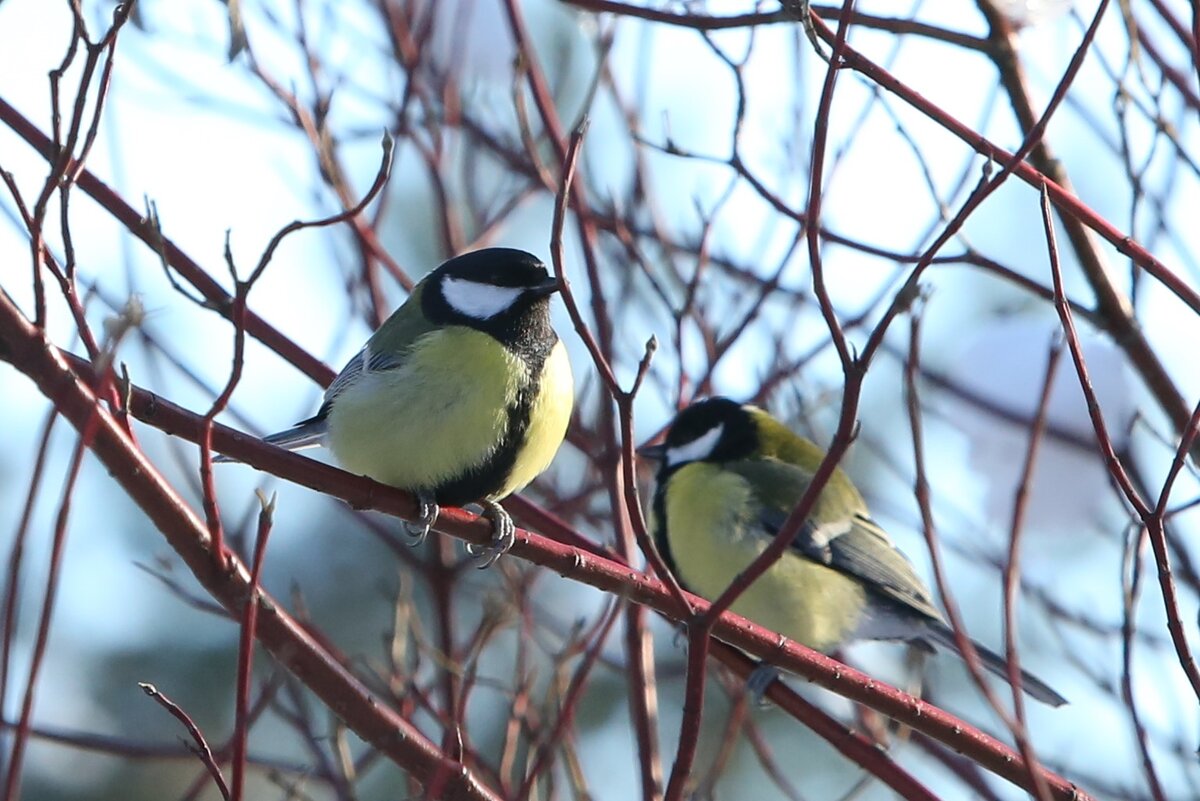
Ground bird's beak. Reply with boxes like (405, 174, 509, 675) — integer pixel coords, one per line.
(528, 277, 561, 297)
(637, 442, 667, 462)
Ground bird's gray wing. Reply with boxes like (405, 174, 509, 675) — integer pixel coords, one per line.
(238, 345, 402, 456)
(729, 459, 944, 623)
(321, 345, 405, 407)
(815, 513, 943, 622)
(320, 280, 437, 410)
(220, 284, 435, 459)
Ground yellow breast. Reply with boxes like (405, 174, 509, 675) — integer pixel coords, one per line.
(663, 463, 867, 651)
(326, 328, 524, 491)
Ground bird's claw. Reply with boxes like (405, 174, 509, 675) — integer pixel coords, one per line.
(404, 493, 439, 547)
(746, 664, 780, 707)
(786, 0, 828, 62)
(465, 500, 515, 569)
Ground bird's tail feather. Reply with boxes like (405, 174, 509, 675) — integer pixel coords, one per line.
(923, 623, 1067, 707)
(213, 417, 328, 464)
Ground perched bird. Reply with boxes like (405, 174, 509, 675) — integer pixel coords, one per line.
(223, 248, 574, 565)
(642, 397, 1066, 706)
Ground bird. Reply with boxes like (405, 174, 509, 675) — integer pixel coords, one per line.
(222, 247, 574, 566)
(641, 397, 1066, 706)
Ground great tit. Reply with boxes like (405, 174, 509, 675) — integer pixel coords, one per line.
(643, 397, 1066, 706)
(225, 248, 574, 565)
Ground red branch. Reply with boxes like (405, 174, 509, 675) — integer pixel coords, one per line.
(0, 325, 1093, 801)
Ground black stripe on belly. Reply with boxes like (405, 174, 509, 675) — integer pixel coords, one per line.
(650, 482, 686, 590)
(430, 382, 535, 506)
(431, 343, 551, 507)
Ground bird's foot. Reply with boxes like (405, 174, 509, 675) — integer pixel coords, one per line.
(784, 0, 828, 62)
(465, 500, 516, 569)
(746, 663, 781, 707)
(404, 491, 439, 547)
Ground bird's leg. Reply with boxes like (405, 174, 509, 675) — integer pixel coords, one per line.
(465, 500, 516, 569)
(746, 663, 781, 706)
(404, 491, 439, 546)
(782, 0, 828, 62)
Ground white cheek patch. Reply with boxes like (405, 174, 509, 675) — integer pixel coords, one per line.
(441, 276, 524, 319)
(665, 423, 724, 467)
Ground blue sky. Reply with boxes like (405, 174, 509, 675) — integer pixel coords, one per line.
(3, 1, 1200, 797)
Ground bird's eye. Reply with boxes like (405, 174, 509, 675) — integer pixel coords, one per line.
(442, 276, 523, 319)
(665, 423, 724, 467)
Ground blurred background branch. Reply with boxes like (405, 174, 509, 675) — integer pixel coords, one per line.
(1, 1, 1198, 800)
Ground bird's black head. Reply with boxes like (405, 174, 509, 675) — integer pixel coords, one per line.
(423, 248, 560, 353)
(644, 397, 759, 476)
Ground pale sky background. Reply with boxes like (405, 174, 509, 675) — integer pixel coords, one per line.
(2, 1, 1200, 799)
